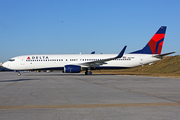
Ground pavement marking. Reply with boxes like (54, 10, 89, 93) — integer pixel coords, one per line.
(1, 103, 180, 109)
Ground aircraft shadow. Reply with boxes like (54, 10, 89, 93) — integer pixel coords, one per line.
(24, 73, 116, 76)
(0, 79, 33, 82)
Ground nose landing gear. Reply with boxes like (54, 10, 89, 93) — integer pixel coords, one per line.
(16, 71, 21, 76)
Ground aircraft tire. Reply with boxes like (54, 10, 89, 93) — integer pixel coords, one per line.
(17, 73, 21, 76)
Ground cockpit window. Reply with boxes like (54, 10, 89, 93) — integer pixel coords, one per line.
(9, 59, 15, 62)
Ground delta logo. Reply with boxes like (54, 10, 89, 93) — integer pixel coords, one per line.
(26, 56, 49, 60)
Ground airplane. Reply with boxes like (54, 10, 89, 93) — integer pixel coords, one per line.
(2, 26, 175, 76)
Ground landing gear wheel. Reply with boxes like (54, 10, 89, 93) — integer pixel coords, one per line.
(85, 71, 88, 75)
(88, 71, 92, 75)
(17, 73, 21, 76)
(17, 71, 21, 76)
(85, 68, 92, 75)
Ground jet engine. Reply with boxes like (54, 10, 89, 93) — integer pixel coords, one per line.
(64, 65, 81, 73)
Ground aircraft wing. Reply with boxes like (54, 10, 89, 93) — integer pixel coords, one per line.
(79, 46, 127, 67)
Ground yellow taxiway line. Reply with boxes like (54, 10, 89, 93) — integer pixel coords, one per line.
(1, 103, 180, 109)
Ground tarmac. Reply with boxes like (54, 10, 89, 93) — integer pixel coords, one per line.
(0, 72, 180, 120)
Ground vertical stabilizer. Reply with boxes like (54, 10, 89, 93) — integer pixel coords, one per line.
(130, 26, 166, 54)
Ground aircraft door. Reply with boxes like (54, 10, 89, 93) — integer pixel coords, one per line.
(140, 56, 143, 65)
(20, 57, 25, 65)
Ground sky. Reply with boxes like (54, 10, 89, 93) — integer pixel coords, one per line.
(1, 0, 180, 62)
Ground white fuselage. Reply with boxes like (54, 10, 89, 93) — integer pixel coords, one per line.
(2, 54, 161, 71)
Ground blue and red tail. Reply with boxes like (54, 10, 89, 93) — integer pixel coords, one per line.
(130, 26, 167, 54)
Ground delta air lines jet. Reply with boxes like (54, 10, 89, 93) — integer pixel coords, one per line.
(2, 26, 175, 75)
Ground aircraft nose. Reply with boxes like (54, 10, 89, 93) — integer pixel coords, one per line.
(2, 62, 9, 68)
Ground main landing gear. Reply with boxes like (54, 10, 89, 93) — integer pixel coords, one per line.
(85, 68, 92, 75)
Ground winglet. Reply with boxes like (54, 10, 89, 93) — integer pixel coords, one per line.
(91, 51, 95, 54)
(116, 46, 127, 58)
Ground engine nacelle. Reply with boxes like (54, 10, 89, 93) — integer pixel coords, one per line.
(64, 65, 81, 73)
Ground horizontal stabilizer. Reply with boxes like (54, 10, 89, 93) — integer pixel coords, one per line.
(153, 52, 175, 58)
